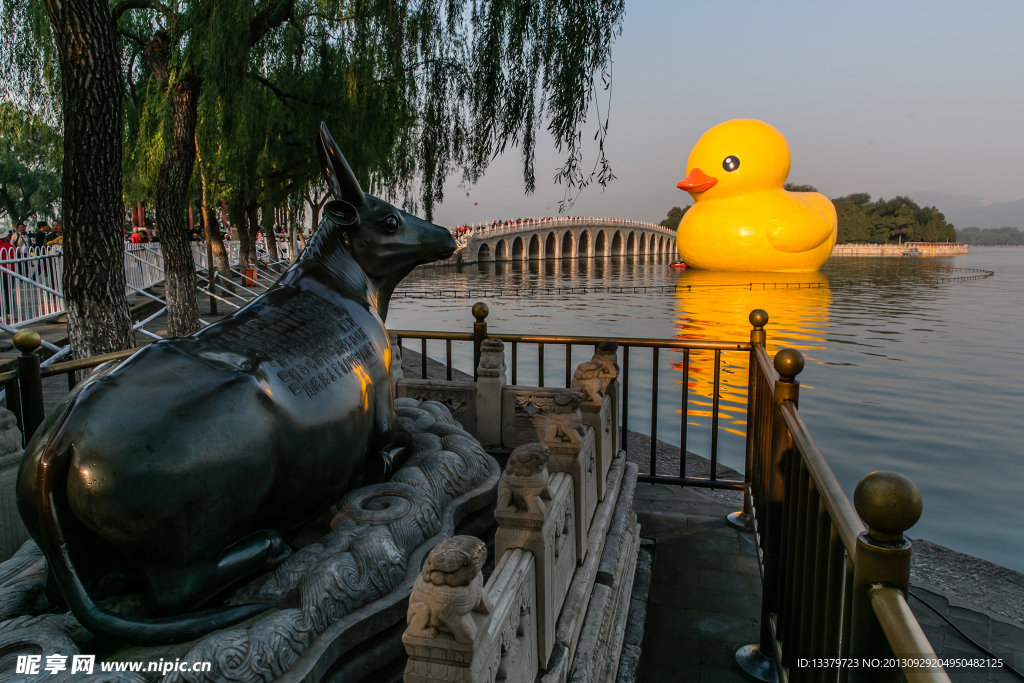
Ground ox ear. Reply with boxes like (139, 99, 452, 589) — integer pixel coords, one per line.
(323, 200, 358, 227)
(317, 122, 365, 207)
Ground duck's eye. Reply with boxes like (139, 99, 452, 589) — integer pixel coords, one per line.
(383, 215, 399, 232)
(722, 156, 740, 172)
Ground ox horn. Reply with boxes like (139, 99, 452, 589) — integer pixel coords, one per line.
(317, 122, 366, 207)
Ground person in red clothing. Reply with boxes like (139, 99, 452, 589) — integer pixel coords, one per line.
(130, 228, 143, 244)
(0, 234, 13, 257)
(0, 233, 13, 314)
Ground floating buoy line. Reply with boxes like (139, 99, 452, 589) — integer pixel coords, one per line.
(392, 267, 994, 300)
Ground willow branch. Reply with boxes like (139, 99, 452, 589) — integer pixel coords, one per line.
(246, 73, 331, 110)
(112, 0, 174, 23)
(299, 12, 356, 23)
(249, 0, 295, 46)
(118, 29, 146, 45)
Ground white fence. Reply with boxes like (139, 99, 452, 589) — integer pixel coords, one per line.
(0, 239, 293, 329)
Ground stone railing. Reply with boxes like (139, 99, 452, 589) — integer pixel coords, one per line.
(399, 339, 640, 683)
(449, 217, 675, 240)
(831, 242, 969, 257)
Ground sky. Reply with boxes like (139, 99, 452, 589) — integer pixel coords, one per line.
(432, 0, 1024, 227)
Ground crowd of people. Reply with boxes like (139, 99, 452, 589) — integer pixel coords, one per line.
(449, 216, 637, 236)
(0, 220, 64, 257)
(126, 223, 295, 246)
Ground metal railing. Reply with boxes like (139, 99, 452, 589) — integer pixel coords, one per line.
(0, 240, 293, 328)
(734, 310, 950, 682)
(0, 247, 64, 328)
(3, 303, 952, 683)
(392, 304, 748, 489)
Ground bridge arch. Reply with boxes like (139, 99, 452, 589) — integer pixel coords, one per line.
(578, 230, 591, 257)
(611, 231, 622, 256)
(495, 240, 508, 260)
(512, 236, 525, 259)
(638, 233, 647, 256)
(658, 236, 664, 254)
(595, 230, 607, 257)
(561, 231, 573, 258)
(626, 232, 636, 256)
(477, 243, 491, 261)
(528, 234, 541, 259)
(545, 232, 557, 257)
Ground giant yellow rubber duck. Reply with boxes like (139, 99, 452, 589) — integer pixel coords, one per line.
(675, 119, 837, 271)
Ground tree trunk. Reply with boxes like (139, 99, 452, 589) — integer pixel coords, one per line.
(196, 161, 233, 286)
(42, 0, 134, 358)
(262, 206, 280, 266)
(245, 205, 260, 268)
(229, 198, 252, 272)
(155, 72, 201, 337)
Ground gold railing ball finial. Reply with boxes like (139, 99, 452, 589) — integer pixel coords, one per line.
(854, 471, 922, 543)
(749, 309, 769, 329)
(13, 329, 41, 356)
(773, 348, 804, 382)
(472, 302, 489, 322)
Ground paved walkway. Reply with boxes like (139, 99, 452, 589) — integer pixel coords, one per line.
(632, 483, 1024, 682)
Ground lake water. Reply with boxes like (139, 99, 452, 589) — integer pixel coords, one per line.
(387, 247, 1024, 572)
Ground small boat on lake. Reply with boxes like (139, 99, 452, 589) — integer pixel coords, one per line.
(902, 248, 922, 257)
(670, 262, 688, 269)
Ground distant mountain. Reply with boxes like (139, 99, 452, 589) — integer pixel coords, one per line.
(945, 199, 1024, 230)
(907, 191, 995, 216)
(903, 192, 1022, 230)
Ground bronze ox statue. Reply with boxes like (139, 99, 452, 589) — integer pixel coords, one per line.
(16, 124, 456, 644)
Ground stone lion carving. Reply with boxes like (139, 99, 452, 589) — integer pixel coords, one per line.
(497, 444, 552, 515)
(542, 393, 584, 445)
(591, 340, 619, 391)
(478, 338, 506, 378)
(569, 361, 604, 404)
(388, 333, 403, 396)
(406, 536, 492, 644)
(0, 408, 22, 457)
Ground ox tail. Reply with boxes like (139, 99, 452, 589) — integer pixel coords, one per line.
(35, 442, 272, 645)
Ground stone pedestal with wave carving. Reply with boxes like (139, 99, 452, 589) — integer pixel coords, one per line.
(0, 399, 499, 683)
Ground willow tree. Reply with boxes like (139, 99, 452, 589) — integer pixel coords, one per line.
(5, 0, 624, 339)
(242, 0, 626, 220)
(1, 0, 135, 358)
(0, 102, 62, 225)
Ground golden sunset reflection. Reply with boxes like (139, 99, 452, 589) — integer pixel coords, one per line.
(671, 270, 831, 436)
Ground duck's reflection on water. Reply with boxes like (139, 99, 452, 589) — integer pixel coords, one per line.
(671, 269, 831, 438)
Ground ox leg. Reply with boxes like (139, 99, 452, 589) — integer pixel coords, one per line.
(216, 530, 292, 574)
(146, 530, 291, 614)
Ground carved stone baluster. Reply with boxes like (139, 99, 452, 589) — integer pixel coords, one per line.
(495, 443, 576, 666)
(591, 340, 620, 457)
(572, 358, 614, 501)
(476, 338, 507, 448)
(388, 333, 404, 398)
(403, 536, 493, 683)
(540, 393, 597, 562)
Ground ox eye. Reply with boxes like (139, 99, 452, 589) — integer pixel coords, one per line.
(722, 156, 740, 172)
(383, 215, 399, 232)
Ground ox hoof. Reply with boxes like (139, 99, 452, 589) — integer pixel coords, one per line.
(265, 533, 293, 569)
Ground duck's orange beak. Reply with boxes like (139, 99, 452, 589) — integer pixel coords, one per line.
(677, 168, 718, 193)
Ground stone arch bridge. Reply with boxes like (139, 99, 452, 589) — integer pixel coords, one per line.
(453, 218, 678, 263)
